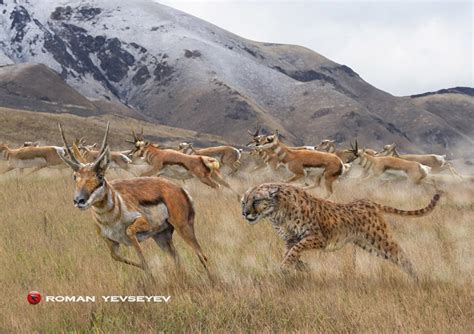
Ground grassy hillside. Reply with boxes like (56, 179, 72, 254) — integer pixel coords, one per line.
(1, 168, 473, 332)
(0, 106, 228, 149)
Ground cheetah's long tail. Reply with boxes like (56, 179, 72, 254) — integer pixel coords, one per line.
(376, 193, 441, 217)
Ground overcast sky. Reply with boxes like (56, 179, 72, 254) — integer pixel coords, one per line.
(160, 0, 473, 96)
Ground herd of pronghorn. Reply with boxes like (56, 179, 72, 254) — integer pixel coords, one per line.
(0, 123, 464, 280)
(0, 124, 463, 193)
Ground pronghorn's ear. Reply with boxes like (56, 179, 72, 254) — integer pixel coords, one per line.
(72, 142, 87, 163)
(93, 146, 110, 174)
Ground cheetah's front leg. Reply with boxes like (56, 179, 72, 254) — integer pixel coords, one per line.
(284, 239, 309, 271)
(281, 233, 326, 270)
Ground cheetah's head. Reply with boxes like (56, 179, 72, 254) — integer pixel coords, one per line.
(241, 183, 280, 225)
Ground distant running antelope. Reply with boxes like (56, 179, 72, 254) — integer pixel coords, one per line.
(128, 129, 231, 189)
(0, 143, 66, 175)
(255, 131, 345, 195)
(349, 142, 431, 184)
(379, 143, 462, 178)
(178, 142, 242, 175)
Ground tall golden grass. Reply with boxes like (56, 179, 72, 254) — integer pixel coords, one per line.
(1, 165, 473, 332)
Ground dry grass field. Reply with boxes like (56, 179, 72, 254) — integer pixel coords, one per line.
(0, 163, 473, 333)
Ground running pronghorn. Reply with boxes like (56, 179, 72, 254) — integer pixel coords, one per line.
(246, 126, 284, 172)
(177, 142, 242, 175)
(378, 143, 462, 178)
(58, 122, 211, 280)
(74, 138, 132, 172)
(255, 131, 345, 195)
(349, 141, 431, 184)
(0, 143, 66, 175)
(128, 129, 231, 189)
(315, 139, 379, 163)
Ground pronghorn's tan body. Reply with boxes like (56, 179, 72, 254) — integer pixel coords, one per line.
(256, 134, 344, 195)
(379, 144, 461, 178)
(0, 144, 65, 174)
(132, 141, 230, 189)
(58, 123, 211, 280)
(77, 145, 131, 171)
(178, 142, 241, 174)
(357, 149, 430, 184)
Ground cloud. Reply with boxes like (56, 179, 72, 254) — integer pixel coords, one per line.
(160, 0, 473, 96)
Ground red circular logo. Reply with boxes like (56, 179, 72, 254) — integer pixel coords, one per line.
(27, 291, 41, 305)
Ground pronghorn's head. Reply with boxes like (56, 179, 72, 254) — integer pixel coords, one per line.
(241, 183, 280, 225)
(75, 137, 98, 152)
(246, 125, 267, 147)
(58, 123, 111, 210)
(314, 139, 335, 151)
(345, 140, 360, 163)
(379, 143, 396, 155)
(178, 142, 193, 150)
(23, 141, 40, 147)
(254, 131, 282, 151)
(127, 128, 149, 159)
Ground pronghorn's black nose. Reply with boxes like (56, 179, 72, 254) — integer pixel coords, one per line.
(73, 197, 86, 206)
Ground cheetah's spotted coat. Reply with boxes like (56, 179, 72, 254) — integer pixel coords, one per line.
(241, 183, 440, 279)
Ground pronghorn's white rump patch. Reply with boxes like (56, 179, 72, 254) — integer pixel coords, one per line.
(420, 164, 432, 176)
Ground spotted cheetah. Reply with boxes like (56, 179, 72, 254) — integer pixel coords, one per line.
(241, 183, 440, 279)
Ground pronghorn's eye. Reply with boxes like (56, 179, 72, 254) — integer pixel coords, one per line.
(98, 175, 104, 181)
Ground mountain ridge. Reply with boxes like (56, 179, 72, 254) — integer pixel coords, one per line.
(0, 0, 472, 156)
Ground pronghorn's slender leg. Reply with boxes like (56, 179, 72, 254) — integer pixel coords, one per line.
(199, 175, 221, 189)
(174, 223, 212, 281)
(212, 170, 231, 188)
(94, 224, 142, 268)
(25, 165, 46, 176)
(126, 218, 154, 278)
(140, 166, 160, 177)
(0, 166, 15, 175)
(285, 174, 305, 183)
(152, 224, 179, 265)
(250, 163, 267, 173)
(443, 163, 463, 179)
(104, 238, 142, 269)
(323, 174, 337, 195)
(303, 173, 323, 190)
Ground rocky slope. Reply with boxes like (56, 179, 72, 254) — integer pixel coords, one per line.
(0, 0, 472, 156)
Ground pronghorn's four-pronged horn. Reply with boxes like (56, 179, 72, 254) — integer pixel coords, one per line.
(58, 123, 82, 171)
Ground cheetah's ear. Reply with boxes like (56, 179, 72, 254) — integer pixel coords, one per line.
(268, 187, 279, 198)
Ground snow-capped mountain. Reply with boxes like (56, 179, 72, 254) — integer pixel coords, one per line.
(1, 0, 473, 154)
